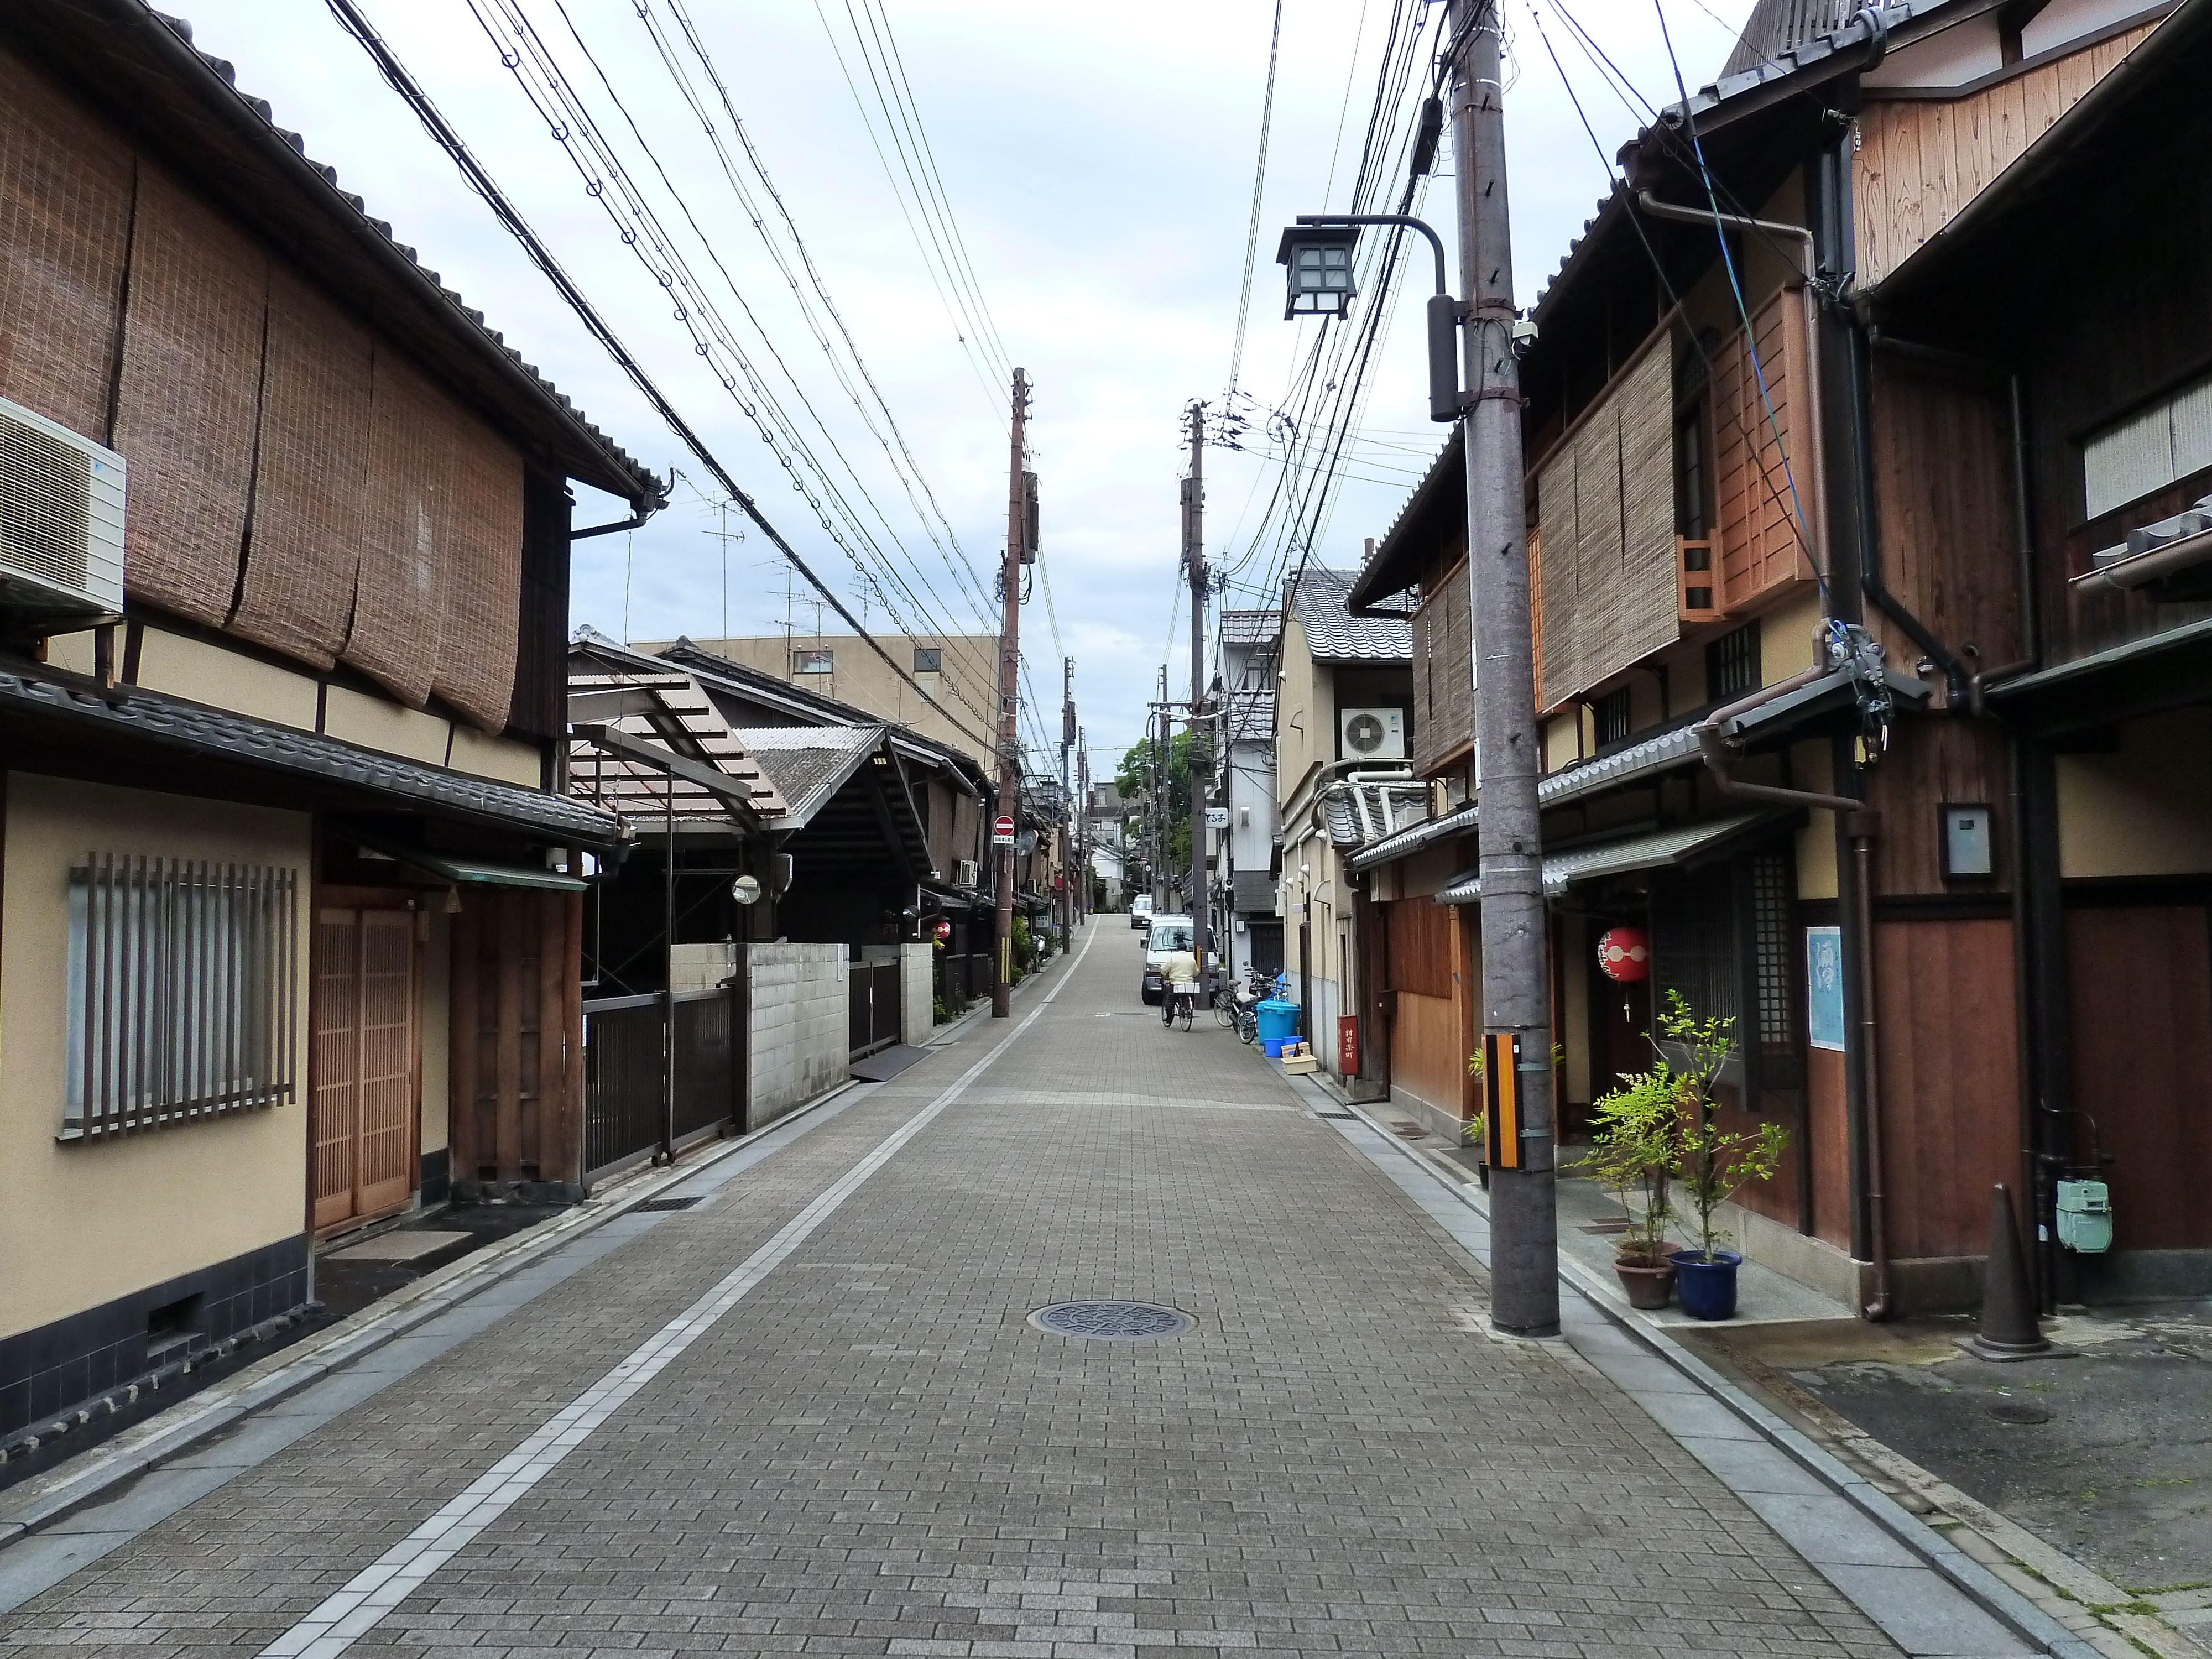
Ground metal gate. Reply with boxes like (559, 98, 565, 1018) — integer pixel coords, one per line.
(584, 985, 744, 1180)
(848, 960, 901, 1058)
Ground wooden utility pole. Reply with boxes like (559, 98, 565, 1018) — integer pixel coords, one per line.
(1448, 0, 1559, 1334)
(1182, 402, 1211, 991)
(992, 368, 1028, 1018)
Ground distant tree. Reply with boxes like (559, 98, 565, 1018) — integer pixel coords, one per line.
(1116, 728, 1211, 878)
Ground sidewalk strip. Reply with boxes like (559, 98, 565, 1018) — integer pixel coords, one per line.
(257, 926, 1098, 1659)
(1285, 1070, 2090, 1659)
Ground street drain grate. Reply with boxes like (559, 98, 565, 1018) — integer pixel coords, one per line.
(1986, 1400, 2052, 1425)
(1314, 1111, 1355, 1120)
(1029, 1301, 1194, 1341)
(633, 1195, 706, 1213)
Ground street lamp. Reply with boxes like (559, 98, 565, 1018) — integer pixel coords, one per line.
(1276, 213, 1462, 424)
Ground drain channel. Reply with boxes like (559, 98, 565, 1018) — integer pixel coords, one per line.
(1029, 1301, 1193, 1341)
(633, 1196, 706, 1213)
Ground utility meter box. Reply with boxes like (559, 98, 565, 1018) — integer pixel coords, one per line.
(2056, 1180, 2112, 1253)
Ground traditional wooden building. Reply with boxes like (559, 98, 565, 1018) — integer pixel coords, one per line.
(1347, 0, 2194, 1312)
(0, 0, 654, 1442)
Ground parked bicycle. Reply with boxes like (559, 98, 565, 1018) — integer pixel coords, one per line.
(1222, 967, 1269, 1045)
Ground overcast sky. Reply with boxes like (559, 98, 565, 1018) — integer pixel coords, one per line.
(169, 0, 1747, 768)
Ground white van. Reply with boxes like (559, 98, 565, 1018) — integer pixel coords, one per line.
(1129, 893, 1154, 931)
(1140, 915, 1195, 1005)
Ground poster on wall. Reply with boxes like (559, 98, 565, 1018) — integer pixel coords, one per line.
(1805, 925, 1845, 1051)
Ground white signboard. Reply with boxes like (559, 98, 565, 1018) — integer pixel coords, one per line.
(1204, 806, 1230, 830)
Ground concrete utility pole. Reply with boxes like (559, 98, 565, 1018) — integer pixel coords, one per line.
(1154, 667, 1170, 914)
(992, 368, 1029, 1019)
(1061, 654, 1076, 943)
(1448, 0, 1559, 1335)
(1182, 401, 1211, 990)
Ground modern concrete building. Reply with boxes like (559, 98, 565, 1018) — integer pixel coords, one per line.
(634, 632, 1000, 771)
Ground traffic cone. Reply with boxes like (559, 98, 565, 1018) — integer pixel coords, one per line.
(1965, 1182, 2051, 1361)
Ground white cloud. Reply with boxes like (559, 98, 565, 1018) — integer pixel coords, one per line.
(162, 0, 1748, 770)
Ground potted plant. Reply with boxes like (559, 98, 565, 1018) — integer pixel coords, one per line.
(1577, 1065, 1686, 1308)
(1655, 990, 1789, 1321)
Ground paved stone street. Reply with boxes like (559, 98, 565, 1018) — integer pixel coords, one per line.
(0, 924, 1908, 1658)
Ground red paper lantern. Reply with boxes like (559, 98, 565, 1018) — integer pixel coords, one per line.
(932, 919, 953, 944)
(1597, 926, 1650, 983)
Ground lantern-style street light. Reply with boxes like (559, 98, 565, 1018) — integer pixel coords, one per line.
(1276, 213, 1462, 423)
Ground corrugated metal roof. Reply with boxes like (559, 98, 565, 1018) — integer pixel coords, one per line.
(1290, 568, 1412, 662)
(732, 724, 885, 826)
(1435, 810, 1781, 902)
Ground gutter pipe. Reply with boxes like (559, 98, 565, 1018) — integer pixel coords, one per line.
(1694, 659, 1892, 1320)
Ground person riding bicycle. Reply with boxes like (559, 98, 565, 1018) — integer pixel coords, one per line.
(1159, 944, 1199, 1026)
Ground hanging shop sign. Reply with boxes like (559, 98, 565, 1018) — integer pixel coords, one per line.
(1597, 926, 1650, 983)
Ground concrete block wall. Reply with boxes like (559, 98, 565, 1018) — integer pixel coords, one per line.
(746, 943, 848, 1126)
(669, 943, 740, 994)
(900, 944, 933, 1045)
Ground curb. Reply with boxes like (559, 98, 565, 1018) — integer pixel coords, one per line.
(0, 1074, 866, 1548)
(1295, 1071, 2096, 1659)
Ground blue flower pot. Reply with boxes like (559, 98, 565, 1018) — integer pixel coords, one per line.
(1669, 1250, 1743, 1321)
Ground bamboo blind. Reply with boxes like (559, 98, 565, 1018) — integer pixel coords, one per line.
(0, 48, 134, 441)
(1535, 336, 1677, 709)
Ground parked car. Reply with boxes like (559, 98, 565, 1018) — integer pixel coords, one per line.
(1130, 894, 1154, 931)
(1140, 915, 1195, 1005)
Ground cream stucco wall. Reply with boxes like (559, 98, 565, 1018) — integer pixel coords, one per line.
(448, 725, 544, 789)
(2057, 709, 2212, 878)
(1758, 586, 1828, 681)
(1791, 739, 1842, 900)
(45, 625, 319, 731)
(322, 686, 452, 766)
(0, 775, 311, 1339)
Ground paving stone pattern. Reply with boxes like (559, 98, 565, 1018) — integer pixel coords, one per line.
(0, 928, 1901, 1657)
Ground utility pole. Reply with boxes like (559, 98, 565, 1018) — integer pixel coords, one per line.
(1182, 401, 1212, 992)
(1061, 655, 1076, 944)
(992, 368, 1029, 1018)
(1448, 0, 1559, 1335)
(1154, 667, 1169, 913)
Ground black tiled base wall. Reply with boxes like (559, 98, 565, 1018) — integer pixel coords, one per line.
(0, 1234, 309, 1438)
(419, 1147, 451, 1208)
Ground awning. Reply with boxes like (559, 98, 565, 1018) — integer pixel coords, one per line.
(348, 830, 588, 893)
(1435, 810, 1783, 904)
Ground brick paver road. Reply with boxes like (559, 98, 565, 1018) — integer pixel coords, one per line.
(0, 924, 1901, 1657)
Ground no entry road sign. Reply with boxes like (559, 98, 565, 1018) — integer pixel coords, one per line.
(992, 815, 1015, 845)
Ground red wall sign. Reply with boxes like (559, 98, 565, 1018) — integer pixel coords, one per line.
(1597, 926, 1650, 983)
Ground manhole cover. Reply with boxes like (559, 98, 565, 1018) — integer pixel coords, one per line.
(633, 1195, 705, 1213)
(1986, 1400, 2052, 1425)
(1029, 1301, 1193, 1341)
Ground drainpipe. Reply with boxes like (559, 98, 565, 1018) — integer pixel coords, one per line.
(1693, 664, 1892, 1319)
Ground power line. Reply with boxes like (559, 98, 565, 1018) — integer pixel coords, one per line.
(1224, 0, 1287, 401)
(468, 0, 1007, 731)
(315, 0, 1001, 757)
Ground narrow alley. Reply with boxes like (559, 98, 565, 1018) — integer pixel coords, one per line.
(0, 925, 2000, 1658)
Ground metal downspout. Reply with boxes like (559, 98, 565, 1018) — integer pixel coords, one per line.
(1694, 666, 1892, 1318)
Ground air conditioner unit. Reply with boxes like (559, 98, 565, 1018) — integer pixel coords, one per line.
(953, 858, 980, 889)
(0, 395, 125, 625)
(1339, 706, 1406, 761)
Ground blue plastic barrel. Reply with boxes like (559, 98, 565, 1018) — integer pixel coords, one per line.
(1256, 999, 1300, 1048)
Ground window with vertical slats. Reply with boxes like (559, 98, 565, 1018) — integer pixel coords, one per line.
(65, 856, 299, 1140)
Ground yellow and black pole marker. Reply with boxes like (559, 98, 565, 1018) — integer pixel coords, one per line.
(1484, 1032, 1522, 1170)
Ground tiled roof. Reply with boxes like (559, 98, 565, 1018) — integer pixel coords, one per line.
(1322, 780, 1430, 853)
(1347, 800, 1477, 872)
(84, 6, 660, 504)
(1222, 610, 1281, 649)
(1289, 569, 1411, 662)
(0, 662, 622, 843)
(1224, 688, 1275, 744)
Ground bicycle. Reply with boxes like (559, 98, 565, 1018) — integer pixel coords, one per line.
(1166, 979, 1198, 1031)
